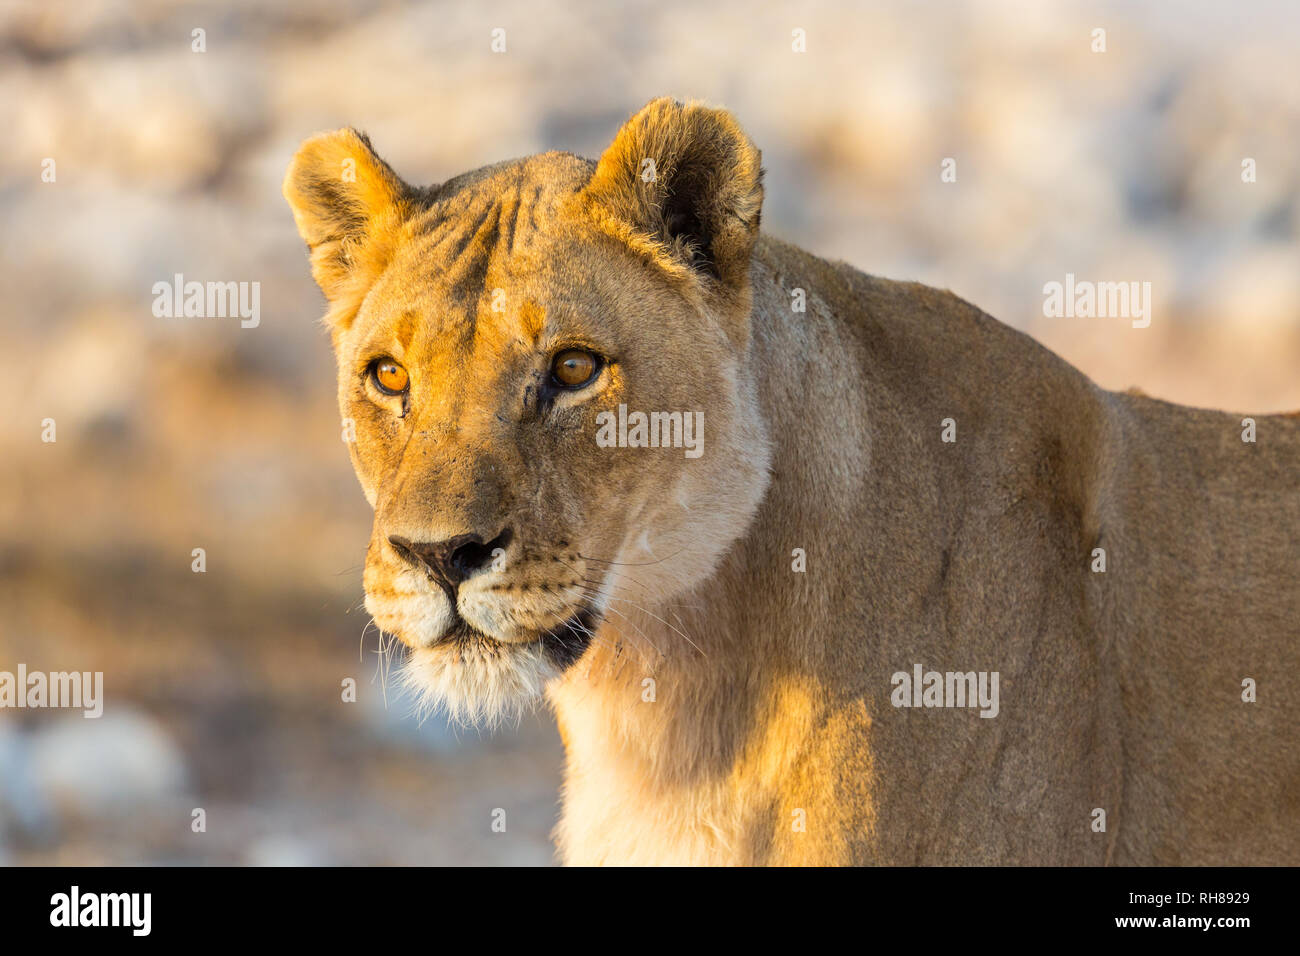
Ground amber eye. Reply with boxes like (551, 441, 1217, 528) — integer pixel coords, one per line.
(371, 359, 409, 395)
(550, 349, 600, 389)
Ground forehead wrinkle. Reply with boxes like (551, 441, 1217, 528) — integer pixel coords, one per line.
(390, 159, 590, 383)
(493, 171, 547, 260)
(416, 166, 558, 287)
(440, 196, 511, 355)
(495, 174, 524, 259)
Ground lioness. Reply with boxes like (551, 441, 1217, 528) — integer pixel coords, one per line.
(285, 98, 1299, 865)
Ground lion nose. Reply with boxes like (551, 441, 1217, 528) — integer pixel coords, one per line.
(388, 529, 512, 590)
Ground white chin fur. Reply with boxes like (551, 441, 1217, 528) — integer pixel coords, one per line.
(399, 637, 560, 727)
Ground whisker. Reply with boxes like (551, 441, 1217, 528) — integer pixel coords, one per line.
(563, 583, 669, 659)
(577, 549, 687, 568)
(574, 572, 705, 610)
(562, 565, 706, 655)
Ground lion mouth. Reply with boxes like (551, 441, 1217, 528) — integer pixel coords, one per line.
(539, 605, 600, 669)
(436, 603, 599, 671)
(396, 600, 602, 725)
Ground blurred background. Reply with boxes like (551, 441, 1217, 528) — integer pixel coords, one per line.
(1, 0, 1297, 864)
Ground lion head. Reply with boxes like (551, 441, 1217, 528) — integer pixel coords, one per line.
(284, 99, 771, 723)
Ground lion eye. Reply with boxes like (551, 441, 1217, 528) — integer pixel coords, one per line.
(371, 359, 409, 395)
(550, 349, 600, 389)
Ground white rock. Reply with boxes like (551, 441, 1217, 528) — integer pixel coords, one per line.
(0, 722, 56, 839)
(27, 709, 189, 819)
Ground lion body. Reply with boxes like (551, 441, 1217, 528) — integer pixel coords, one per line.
(285, 100, 1300, 866)
(554, 236, 1300, 865)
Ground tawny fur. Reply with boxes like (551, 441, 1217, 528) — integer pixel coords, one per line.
(285, 98, 1300, 866)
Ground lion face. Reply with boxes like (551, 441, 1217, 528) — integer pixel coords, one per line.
(285, 100, 770, 722)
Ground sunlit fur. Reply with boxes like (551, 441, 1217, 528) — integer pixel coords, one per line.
(399, 637, 556, 728)
(287, 99, 1300, 865)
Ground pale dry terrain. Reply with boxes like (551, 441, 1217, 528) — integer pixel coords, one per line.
(0, 0, 1297, 864)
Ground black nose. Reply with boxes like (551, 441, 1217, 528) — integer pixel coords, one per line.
(389, 529, 512, 591)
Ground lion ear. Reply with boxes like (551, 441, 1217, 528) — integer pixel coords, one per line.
(583, 98, 763, 292)
(282, 128, 420, 305)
